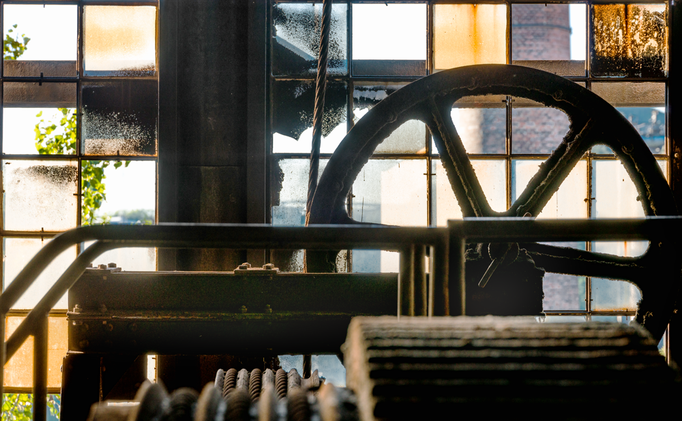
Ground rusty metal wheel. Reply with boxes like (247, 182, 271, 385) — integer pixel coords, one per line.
(308, 64, 680, 342)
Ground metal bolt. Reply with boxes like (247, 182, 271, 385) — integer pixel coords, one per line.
(128, 323, 138, 332)
(103, 321, 114, 332)
(99, 304, 108, 313)
(98, 264, 107, 270)
(241, 305, 248, 313)
(73, 304, 82, 314)
(263, 263, 275, 270)
(108, 262, 117, 268)
(238, 262, 252, 270)
(265, 304, 273, 314)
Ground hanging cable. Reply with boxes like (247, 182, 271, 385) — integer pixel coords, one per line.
(305, 0, 333, 224)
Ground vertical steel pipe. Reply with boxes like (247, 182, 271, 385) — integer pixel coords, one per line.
(399, 246, 415, 317)
(449, 237, 466, 316)
(33, 316, 48, 421)
(414, 245, 427, 316)
(429, 239, 450, 317)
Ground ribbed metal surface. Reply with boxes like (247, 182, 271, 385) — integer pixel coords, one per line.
(345, 316, 680, 420)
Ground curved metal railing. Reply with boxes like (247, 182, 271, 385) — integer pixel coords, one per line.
(1, 218, 681, 421)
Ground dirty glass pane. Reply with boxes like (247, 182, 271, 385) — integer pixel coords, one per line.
(352, 159, 427, 226)
(591, 159, 645, 219)
(512, 159, 588, 218)
(84, 5, 157, 76)
(434, 4, 507, 70)
(512, 102, 571, 155)
(83, 241, 156, 272)
(272, 2, 347, 77)
(2, 82, 76, 108)
(4, 316, 67, 388)
(3, 238, 76, 309)
(3, 4, 77, 77)
(543, 272, 586, 311)
(352, 3, 426, 76)
(354, 83, 426, 154)
(592, 278, 641, 311)
(3, 160, 78, 231)
(591, 82, 665, 154)
(81, 80, 158, 156)
(591, 4, 667, 78)
(272, 80, 347, 154)
(81, 160, 156, 226)
(433, 159, 506, 225)
(451, 102, 505, 154)
(271, 158, 328, 227)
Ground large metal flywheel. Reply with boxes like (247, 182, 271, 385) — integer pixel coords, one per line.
(308, 64, 681, 342)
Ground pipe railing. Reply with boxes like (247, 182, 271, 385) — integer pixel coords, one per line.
(1, 217, 681, 421)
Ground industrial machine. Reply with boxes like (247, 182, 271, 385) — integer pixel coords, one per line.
(2, 65, 681, 421)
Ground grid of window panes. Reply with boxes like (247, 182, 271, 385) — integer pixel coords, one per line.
(1, 0, 158, 398)
(269, 1, 669, 325)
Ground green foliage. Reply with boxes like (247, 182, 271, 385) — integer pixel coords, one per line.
(3, 24, 30, 60)
(1, 394, 60, 421)
(34, 108, 130, 226)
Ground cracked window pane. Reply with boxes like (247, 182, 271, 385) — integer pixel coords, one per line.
(354, 83, 426, 154)
(352, 3, 426, 76)
(3, 316, 67, 388)
(272, 80, 347, 154)
(434, 4, 507, 70)
(272, 2, 347, 77)
(591, 4, 667, 78)
(84, 5, 157, 76)
(82, 80, 158, 156)
(3, 4, 77, 77)
(3, 160, 78, 231)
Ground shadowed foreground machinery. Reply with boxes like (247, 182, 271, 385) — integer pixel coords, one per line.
(4, 65, 682, 421)
(87, 316, 681, 421)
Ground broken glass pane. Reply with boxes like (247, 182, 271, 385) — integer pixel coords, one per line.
(3, 238, 75, 310)
(352, 3, 426, 76)
(3, 316, 67, 388)
(84, 5, 157, 76)
(272, 80, 347, 154)
(433, 159, 506, 225)
(451, 100, 506, 154)
(3, 160, 78, 231)
(3, 4, 77, 77)
(512, 159, 588, 219)
(434, 4, 507, 70)
(81, 160, 156, 226)
(82, 80, 158, 156)
(4, 107, 77, 156)
(354, 83, 426, 154)
(512, 102, 571, 154)
(591, 4, 667, 78)
(271, 158, 328, 227)
(272, 2, 347, 76)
